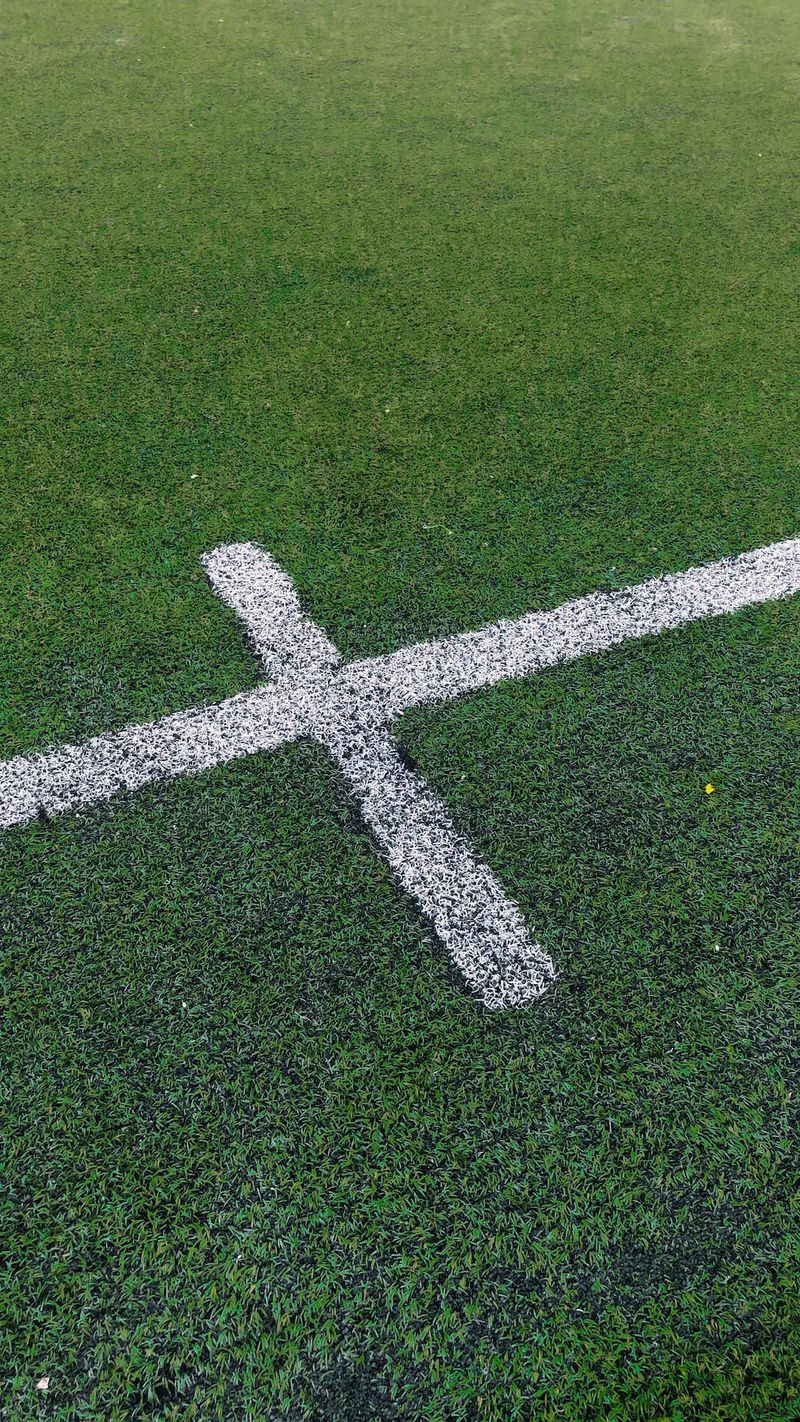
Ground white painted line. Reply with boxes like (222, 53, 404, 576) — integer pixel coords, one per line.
(336, 535, 800, 722)
(1, 535, 798, 1005)
(202, 542, 340, 681)
(320, 721, 554, 1008)
(4, 534, 791, 837)
(203, 543, 554, 1008)
(0, 684, 308, 832)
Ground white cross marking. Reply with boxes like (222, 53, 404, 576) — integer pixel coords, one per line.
(1, 537, 798, 1008)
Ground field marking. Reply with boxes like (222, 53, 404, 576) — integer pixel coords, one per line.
(1, 536, 798, 1006)
(204, 542, 553, 1008)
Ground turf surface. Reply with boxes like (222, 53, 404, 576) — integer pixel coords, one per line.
(2, 0, 800, 1416)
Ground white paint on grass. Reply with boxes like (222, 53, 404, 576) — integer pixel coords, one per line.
(1, 536, 799, 1006)
(203, 543, 553, 1008)
(203, 542, 341, 682)
(320, 722, 553, 1007)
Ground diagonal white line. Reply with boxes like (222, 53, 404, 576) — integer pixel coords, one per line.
(319, 720, 554, 1007)
(1, 538, 798, 838)
(336, 536, 800, 723)
(0, 684, 309, 832)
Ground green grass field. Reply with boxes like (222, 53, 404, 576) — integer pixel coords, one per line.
(2, 0, 800, 1417)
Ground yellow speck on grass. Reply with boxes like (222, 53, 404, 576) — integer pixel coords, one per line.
(705, 783, 716, 795)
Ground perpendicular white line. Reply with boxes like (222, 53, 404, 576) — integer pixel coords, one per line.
(1, 537, 798, 836)
(321, 721, 555, 1008)
(202, 542, 341, 681)
(203, 542, 554, 1008)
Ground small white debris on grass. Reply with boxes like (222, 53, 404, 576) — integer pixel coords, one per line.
(36, 1377, 50, 1391)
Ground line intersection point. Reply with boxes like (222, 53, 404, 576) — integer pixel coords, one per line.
(2, 536, 799, 1006)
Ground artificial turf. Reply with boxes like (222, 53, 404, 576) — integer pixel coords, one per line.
(1, 0, 799, 1416)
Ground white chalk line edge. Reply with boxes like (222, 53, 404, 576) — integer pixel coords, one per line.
(2, 536, 798, 1008)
